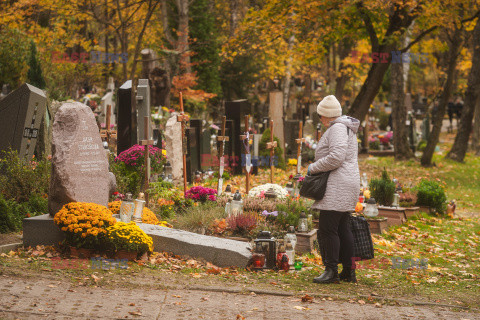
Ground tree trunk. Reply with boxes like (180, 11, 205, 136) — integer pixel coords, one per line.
(473, 95, 480, 155)
(421, 29, 463, 166)
(282, 34, 295, 114)
(335, 39, 354, 105)
(391, 61, 414, 160)
(177, 0, 191, 74)
(229, 0, 239, 38)
(347, 55, 392, 120)
(446, 19, 480, 162)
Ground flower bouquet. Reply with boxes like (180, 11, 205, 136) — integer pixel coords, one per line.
(54, 202, 117, 250)
(248, 183, 289, 199)
(185, 186, 217, 202)
(105, 221, 154, 258)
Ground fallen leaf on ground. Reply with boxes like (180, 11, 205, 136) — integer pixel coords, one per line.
(358, 300, 366, 305)
(301, 294, 313, 303)
(294, 306, 310, 310)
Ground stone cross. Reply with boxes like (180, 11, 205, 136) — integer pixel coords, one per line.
(177, 92, 190, 196)
(265, 120, 277, 183)
(239, 115, 252, 194)
(140, 116, 154, 206)
(217, 116, 229, 195)
(295, 122, 305, 174)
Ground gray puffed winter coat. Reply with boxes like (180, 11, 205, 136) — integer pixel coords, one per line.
(309, 116, 360, 212)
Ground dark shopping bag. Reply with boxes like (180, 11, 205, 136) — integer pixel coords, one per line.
(350, 215, 375, 260)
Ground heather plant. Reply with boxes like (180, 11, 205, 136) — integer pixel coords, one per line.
(115, 144, 166, 173)
(173, 202, 225, 234)
(226, 212, 259, 237)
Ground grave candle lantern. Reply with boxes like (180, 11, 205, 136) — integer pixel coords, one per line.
(132, 193, 145, 223)
(364, 198, 379, 217)
(254, 231, 277, 269)
(119, 193, 135, 223)
(230, 190, 243, 216)
(392, 193, 400, 207)
(297, 212, 308, 232)
(285, 182, 294, 197)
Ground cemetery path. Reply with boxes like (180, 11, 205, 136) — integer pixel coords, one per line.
(1, 275, 478, 320)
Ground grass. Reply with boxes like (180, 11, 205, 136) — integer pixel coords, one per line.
(359, 153, 480, 213)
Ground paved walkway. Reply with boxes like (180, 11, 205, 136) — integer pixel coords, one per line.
(1, 276, 478, 320)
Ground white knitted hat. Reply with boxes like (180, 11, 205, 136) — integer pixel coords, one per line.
(317, 95, 342, 117)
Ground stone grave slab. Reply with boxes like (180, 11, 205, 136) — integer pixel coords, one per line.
(48, 101, 111, 216)
(138, 222, 252, 268)
(0, 83, 47, 159)
(22, 215, 252, 268)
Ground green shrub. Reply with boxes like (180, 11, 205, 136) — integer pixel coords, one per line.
(0, 194, 47, 233)
(0, 150, 50, 202)
(109, 155, 142, 197)
(417, 140, 427, 152)
(415, 180, 447, 214)
(275, 197, 312, 230)
(369, 169, 396, 206)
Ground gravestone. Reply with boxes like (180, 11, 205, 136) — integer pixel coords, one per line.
(99, 91, 116, 128)
(165, 113, 183, 184)
(303, 117, 315, 138)
(0, 83, 47, 159)
(48, 102, 111, 216)
(225, 100, 250, 174)
(284, 120, 300, 159)
(107, 76, 115, 92)
(186, 119, 202, 182)
(269, 91, 284, 153)
(117, 80, 135, 154)
(136, 79, 151, 142)
(200, 128, 212, 170)
(0, 84, 9, 100)
(252, 133, 262, 174)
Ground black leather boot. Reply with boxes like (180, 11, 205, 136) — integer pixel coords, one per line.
(313, 268, 340, 284)
(339, 268, 357, 283)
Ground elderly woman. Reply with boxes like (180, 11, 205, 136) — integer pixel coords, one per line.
(308, 95, 360, 284)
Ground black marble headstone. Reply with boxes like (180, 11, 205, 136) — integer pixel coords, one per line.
(284, 120, 300, 159)
(186, 119, 202, 182)
(117, 80, 136, 154)
(225, 100, 250, 175)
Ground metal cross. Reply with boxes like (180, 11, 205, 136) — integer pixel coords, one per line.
(295, 122, 306, 174)
(139, 116, 154, 206)
(217, 116, 229, 195)
(239, 115, 252, 194)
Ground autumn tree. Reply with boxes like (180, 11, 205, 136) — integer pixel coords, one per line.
(446, 15, 480, 162)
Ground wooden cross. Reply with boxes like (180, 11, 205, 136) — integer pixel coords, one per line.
(140, 116, 154, 206)
(100, 105, 117, 153)
(177, 92, 190, 197)
(295, 121, 306, 174)
(239, 115, 252, 194)
(265, 119, 277, 183)
(217, 116, 229, 194)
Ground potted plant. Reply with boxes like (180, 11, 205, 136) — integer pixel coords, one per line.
(54, 202, 117, 257)
(369, 169, 406, 226)
(106, 222, 154, 260)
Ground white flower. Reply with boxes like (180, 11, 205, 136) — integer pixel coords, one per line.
(248, 183, 288, 199)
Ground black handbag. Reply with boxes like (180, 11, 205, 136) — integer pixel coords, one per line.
(299, 124, 351, 201)
(350, 215, 375, 260)
(299, 171, 331, 201)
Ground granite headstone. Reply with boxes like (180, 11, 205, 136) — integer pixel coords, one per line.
(0, 83, 47, 159)
(48, 102, 111, 216)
